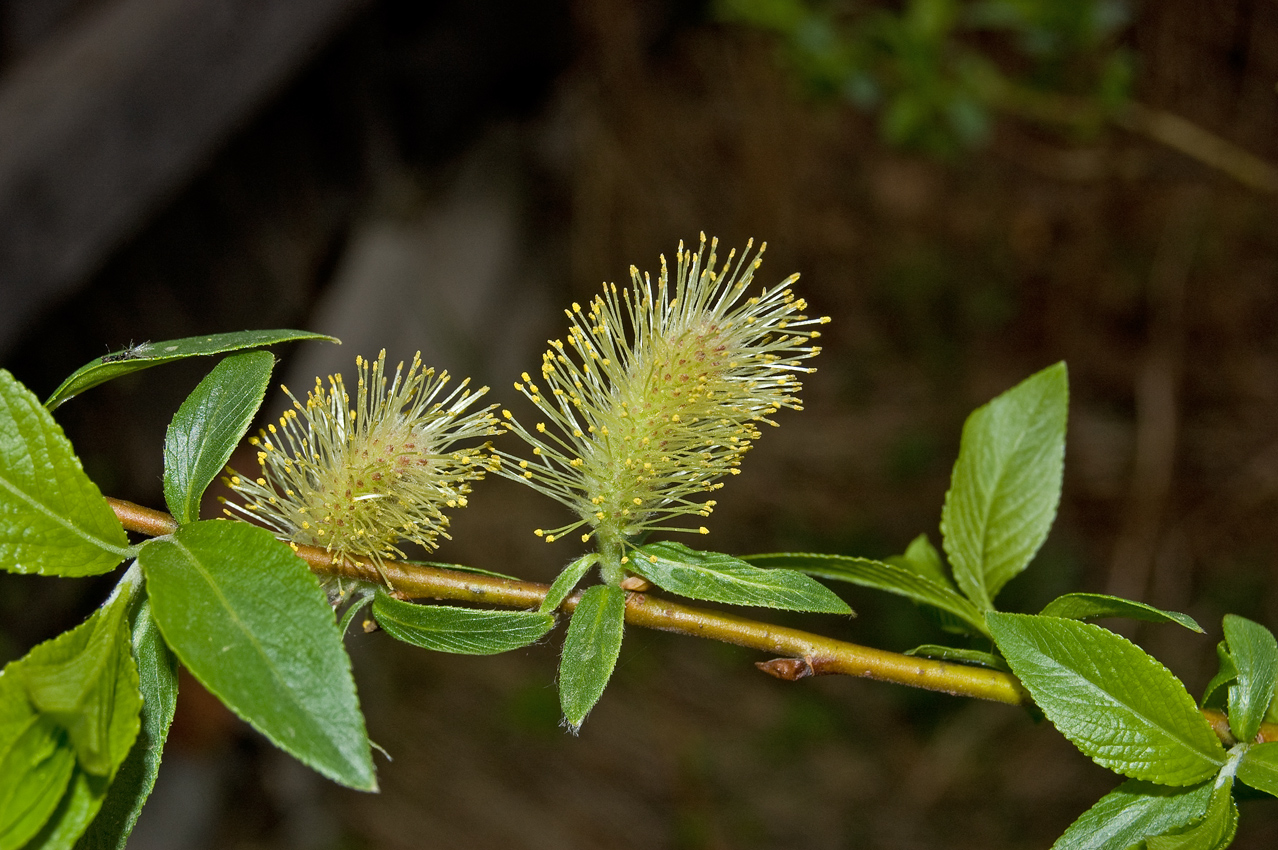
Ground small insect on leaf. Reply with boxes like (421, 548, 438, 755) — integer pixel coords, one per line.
(100, 342, 149, 364)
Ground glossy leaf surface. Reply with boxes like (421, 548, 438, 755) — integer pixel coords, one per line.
(1144, 781, 1236, 850)
(1050, 779, 1212, 850)
(0, 370, 129, 576)
(941, 362, 1067, 610)
(45, 330, 335, 410)
(988, 613, 1224, 785)
(1221, 615, 1278, 744)
(0, 673, 75, 850)
(139, 521, 376, 791)
(1237, 741, 1278, 798)
(18, 589, 141, 777)
(1202, 641, 1237, 710)
(886, 533, 954, 590)
(0, 717, 74, 850)
(903, 645, 1007, 670)
(21, 768, 108, 850)
(637, 543, 851, 614)
(750, 551, 978, 631)
(163, 352, 274, 525)
(76, 597, 180, 850)
(1040, 593, 1202, 633)
(373, 592, 554, 654)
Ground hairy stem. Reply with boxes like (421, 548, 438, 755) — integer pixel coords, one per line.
(108, 497, 1278, 742)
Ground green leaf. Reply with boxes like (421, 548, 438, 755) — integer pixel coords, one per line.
(1051, 779, 1213, 850)
(45, 330, 336, 410)
(749, 551, 979, 632)
(559, 584, 626, 730)
(373, 591, 554, 654)
(0, 718, 75, 850)
(1040, 593, 1203, 633)
(138, 520, 376, 791)
(75, 596, 179, 850)
(337, 592, 374, 639)
(1145, 781, 1237, 850)
(21, 768, 109, 850)
(0, 370, 130, 576)
(0, 686, 75, 850)
(636, 543, 851, 614)
(1202, 642, 1237, 710)
(407, 560, 521, 581)
(1237, 741, 1278, 798)
(903, 644, 1008, 670)
(163, 352, 274, 525)
(18, 578, 142, 778)
(1221, 615, 1278, 744)
(541, 554, 599, 614)
(987, 613, 1225, 785)
(887, 533, 954, 590)
(940, 362, 1068, 610)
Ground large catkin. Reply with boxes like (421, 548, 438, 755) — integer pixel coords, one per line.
(498, 234, 827, 554)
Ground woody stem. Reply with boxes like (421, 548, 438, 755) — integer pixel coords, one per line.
(107, 497, 1278, 744)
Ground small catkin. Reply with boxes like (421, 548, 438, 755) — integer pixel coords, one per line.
(224, 351, 501, 585)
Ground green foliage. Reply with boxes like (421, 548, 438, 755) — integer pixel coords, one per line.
(903, 644, 1006, 670)
(373, 591, 554, 654)
(1202, 642, 1238, 711)
(633, 542, 851, 614)
(0, 370, 130, 577)
(76, 597, 178, 850)
(0, 710, 75, 850)
(6, 315, 1278, 850)
(1145, 782, 1237, 850)
(1236, 742, 1278, 798)
(988, 613, 1225, 785)
(16, 584, 140, 778)
(714, 0, 1132, 155)
(941, 362, 1067, 611)
(559, 584, 626, 730)
(0, 573, 143, 849)
(888, 532, 954, 590)
(540, 554, 599, 614)
(1051, 779, 1213, 850)
(747, 550, 984, 633)
(162, 351, 274, 525)
(138, 521, 376, 791)
(1039, 593, 1203, 632)
(22, 769, 109, 850)
(44, 329, 334, 410)
(1219, 616, 1278, 744)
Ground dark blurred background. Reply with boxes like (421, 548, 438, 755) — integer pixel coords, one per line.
(2, 0, 1277, 847)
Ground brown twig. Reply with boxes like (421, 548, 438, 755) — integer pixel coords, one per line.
(107, 497, 1278, 742)
(107, 498, 1026, 703)
(984, 78, 1278, 194)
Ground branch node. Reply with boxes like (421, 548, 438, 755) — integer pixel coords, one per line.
(756, 657, 815, 681)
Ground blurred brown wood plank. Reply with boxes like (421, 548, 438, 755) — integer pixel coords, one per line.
(0, 0, 368, 354)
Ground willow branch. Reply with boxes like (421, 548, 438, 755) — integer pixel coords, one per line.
(108, 497, 1278, 742)
(983, 78, 1278, 194)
